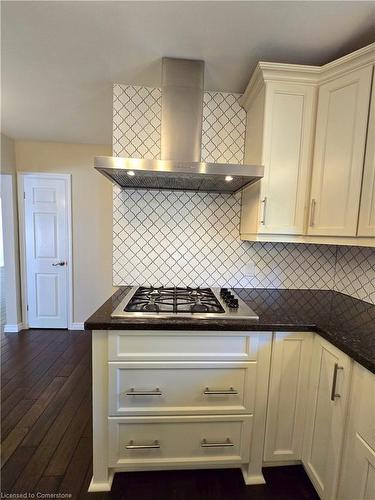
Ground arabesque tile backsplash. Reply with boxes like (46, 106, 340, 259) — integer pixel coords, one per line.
(112, 84, 375, 305)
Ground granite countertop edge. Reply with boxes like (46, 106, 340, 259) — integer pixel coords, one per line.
(84, 287, 375, 375)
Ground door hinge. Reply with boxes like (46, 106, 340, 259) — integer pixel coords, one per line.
(26, 304, 29, 311)
(23, 192, 26, 199)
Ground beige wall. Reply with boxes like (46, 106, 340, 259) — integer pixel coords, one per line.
(15, 140, 115, 324)
(1, 134, 22, 329)
(1, 133, 17, 174)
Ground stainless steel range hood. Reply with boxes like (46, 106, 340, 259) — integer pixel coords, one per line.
(95, 58, 263, 193)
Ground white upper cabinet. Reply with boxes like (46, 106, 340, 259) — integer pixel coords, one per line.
(240, 73, 317, 236)
(259, 83, 316, 235)
(306, 66, 373, 236)
(358, 74, 375, 237)
(240, 43, 375, 246)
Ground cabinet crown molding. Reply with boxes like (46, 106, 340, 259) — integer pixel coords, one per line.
(240, 42, 375, 110)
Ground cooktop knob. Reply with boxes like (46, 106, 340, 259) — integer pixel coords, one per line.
(228, 299, 239, 309)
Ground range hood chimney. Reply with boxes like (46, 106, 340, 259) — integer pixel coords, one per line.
(95, 58, 263, 193)
(160, 58, 204, 163)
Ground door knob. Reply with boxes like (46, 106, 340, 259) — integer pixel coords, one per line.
(52, 261, 66, 267)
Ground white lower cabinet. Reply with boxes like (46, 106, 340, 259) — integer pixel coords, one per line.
(264, 332, 313, 462)
(302, 336, 352, 500)
(92, 329, 372, 498)
(90, 330, 272, 492)
(337, 363, 375, 500)
(108, 415, 252, 467)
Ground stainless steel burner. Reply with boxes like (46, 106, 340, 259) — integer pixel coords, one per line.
(111, 287, 259, 320)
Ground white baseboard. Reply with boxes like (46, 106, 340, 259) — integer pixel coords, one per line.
(88, 472, 114, 492)
(69, 322, 85, 331)
(241, 468, 266, 485)
(263, 459, 301, 467)
(4, 322, 24, 333)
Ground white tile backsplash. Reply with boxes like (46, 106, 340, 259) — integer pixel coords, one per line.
(112, 84, 375, 305)
(113, 186, 337, 289)
(201, 91, 246, 163)
(113, 85, 161, 158)
(334, 246, 375, 305)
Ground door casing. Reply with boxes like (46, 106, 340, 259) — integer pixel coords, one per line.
(18, 172, 73, 330)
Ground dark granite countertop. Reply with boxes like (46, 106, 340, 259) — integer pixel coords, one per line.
(85, 287, 375, 374)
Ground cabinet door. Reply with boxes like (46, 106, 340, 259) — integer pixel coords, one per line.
(339, 433, 375, 500)
(307, 66, 373, 236)
(264, 332, 313, 462)
(302, 336, 352, 499)
(337, 363, 375, 500)
(258, 82, 316, 235)
(358, 74, 375, 237)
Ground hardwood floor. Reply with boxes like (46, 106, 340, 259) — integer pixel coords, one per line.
(1, 329, 319, 500)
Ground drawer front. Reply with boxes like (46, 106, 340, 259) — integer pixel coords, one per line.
(109, 362, 256, 416)
(108, 415, 252, 467)
(108, 331, 260, 361)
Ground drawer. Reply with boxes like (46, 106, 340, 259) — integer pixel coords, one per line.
(108, 362, 256, 416)
(108, 415, 252, 467)
(108, 331, 261, 361)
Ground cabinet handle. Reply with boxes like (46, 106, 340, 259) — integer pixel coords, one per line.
(260, 197, 267, 225)
(310, 199, 316, 226)
(201, 438, 234, 448)
(330, 363, 344, 401)
(126, 440, 160, 450)
(204, 387, 238, 395)
(125, 388, 162, 396)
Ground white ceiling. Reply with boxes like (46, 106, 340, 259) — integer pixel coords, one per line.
(2, 1, 375, 145)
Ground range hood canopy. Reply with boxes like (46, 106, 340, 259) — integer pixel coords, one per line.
(95, 58, 263, 193)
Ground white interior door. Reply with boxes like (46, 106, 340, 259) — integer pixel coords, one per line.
(23, 175, 70, 328)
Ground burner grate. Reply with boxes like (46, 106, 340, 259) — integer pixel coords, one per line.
(124, 287, 225, 314)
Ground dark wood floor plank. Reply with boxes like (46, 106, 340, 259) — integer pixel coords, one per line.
(1, 346, 69, 402)
(1, 353, 89, 468)
(12, 373, 91, 490)
(20, 353, 90, 448)
(1, 426, 29, 465)
(58, 436, 92, 499)
(1, 398, 36, 439)
(45, 394, 91, 476)
(0, 446, 36, 492)
(4, 376, 67, 441)
(1, 333, 61, 378)
(1, 387, 26, 419)
(36, 475, 63, 493)
(1, 344, 74, 415)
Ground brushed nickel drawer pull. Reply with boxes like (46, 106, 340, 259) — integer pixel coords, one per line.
(260, 197, 267, 225)
(201, 438, 234, 448)
(204, 387, 238, 395)
(310, 198, 316, 226)
(126, 440, 160, 450)
(330, 363, 344, 401)
(125, 388, 162, 396)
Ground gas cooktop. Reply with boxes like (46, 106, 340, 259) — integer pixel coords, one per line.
(111, 286, 259, 320)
